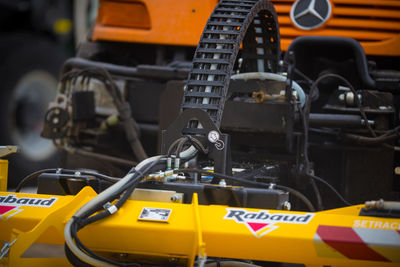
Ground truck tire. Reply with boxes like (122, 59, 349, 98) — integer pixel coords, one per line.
(0, 34, 66, 188)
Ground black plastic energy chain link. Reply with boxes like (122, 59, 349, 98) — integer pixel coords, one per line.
(182, 0, 281, 129)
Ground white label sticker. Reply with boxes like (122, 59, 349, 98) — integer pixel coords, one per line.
(138, 207, 172, 222)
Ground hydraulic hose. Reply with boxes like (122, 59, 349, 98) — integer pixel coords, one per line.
(64, 156, 163, 266)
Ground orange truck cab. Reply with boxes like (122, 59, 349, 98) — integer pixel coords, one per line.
(92, 0, 400, 56)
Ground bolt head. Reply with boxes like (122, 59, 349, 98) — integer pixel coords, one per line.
(282, 201, 291, 211)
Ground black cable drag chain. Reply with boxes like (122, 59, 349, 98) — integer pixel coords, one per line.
(182, 0, 281, 129)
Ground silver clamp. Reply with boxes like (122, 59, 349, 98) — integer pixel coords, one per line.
(197, 254, 207, 267)
(103, 202, 118, 214)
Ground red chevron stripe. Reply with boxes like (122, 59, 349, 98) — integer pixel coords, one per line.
(317, 225, 390, 262)
(247, 222, 269, 232)
(0, 206, 16, 215)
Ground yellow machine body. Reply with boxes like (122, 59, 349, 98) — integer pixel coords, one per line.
(0, 160, 7, 192)
(1, 184, 400, 267)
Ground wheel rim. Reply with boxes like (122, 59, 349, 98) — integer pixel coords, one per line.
(9, 70, 58, 161)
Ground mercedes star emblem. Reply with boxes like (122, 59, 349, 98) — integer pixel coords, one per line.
(290, 0, 332, 30)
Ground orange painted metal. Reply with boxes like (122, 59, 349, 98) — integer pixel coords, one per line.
(92, 0, 400, 56)
(92, 0, 219, 47)
(271, 0, 400, 55)
(100, 1, 151, 29)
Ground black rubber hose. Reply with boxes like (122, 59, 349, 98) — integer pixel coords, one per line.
(310, 179, 324, 211)
(61, 67, 148, 161)
(62, 57, 139, 77)
(68, 158, 165, 267)
(65, 243, 93, 267)
(187, 135, 209, 154)
(306, 174, 352, 206)
(15, 169, 58, 192)
(15, 168, 121, 192)
(274, 184, 316, 212)
(307, 73, 376, 137)
(100, 68, 148, 161)
(118, 102, 148, 161)
(76, 156, 165, 224)
(69, 221, 141, 267)
(176, 168, 316, 211)
(175, 136, 189, 159)
(62, 57, 188, 81)
(286, 36, 375, 89)
(343, 132, 398, 144)
(167, 137, 185, 156)
(299, 105, 323, 210)
(60, 169, 120, 183)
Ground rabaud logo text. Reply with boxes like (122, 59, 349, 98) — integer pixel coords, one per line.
(224, 208, 314, 224)
(0, 194, 57, 207)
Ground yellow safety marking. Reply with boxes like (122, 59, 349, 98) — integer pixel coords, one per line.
(314, 233, 347, 260)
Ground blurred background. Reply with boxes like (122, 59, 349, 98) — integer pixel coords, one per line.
(0, 0, 98, 187)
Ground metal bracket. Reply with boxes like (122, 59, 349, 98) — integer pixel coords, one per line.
(161, 108, 232, 181)
(0, 238, 17, 260)
(0, 146, 18, 158)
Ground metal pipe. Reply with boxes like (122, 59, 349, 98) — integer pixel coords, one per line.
(295, 113, 371, 128)
(62, 57, 139, 76)
(62, 57, 189, 81)
(365, 199, 400, 211)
